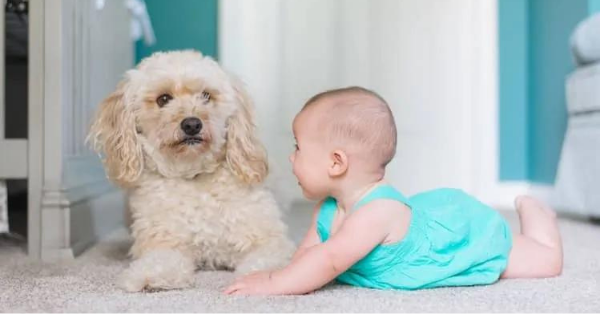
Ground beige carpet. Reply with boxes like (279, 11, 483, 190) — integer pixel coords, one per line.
(1, 208, 600, 313)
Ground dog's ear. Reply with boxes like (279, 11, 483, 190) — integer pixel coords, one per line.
(225, 77, 268, 185)
(87, 78, 143, 187)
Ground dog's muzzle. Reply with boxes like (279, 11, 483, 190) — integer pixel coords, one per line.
(181, 117, 202, 136)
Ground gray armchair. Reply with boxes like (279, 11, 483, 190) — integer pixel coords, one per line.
(553, 13, 600, 218)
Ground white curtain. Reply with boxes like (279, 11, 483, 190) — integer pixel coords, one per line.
(219, 0, 497, 204)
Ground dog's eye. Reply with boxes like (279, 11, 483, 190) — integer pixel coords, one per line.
(201, 91, 211, 102)
(156, 94, 173, 107)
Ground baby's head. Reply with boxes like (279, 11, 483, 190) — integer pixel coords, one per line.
(290, 86, 397, 200)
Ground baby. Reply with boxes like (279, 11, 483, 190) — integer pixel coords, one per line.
(224, 86, 563, 295)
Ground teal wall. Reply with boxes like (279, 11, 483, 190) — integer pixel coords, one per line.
(590, 0, 600, 13)
(527, 0, 587, 183)
(498, 0, 591, 184)
(135, 0, 218, 64)
(498, 0, 529, 181)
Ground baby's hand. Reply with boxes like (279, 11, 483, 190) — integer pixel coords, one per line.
(223, 271, 279, 295)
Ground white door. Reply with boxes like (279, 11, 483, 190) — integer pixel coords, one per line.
(220, 0, 497, 203)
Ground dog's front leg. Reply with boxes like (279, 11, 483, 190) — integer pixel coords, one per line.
(119, 237, 196, 292)
(235, 236, 296, 275)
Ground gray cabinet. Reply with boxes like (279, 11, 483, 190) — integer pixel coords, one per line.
(0, 0, 133, 260)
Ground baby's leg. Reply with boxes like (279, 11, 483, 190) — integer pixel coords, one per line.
(501, 196, 563, 278)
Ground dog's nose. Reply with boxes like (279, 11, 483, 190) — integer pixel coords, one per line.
(181, 117, 202, 135)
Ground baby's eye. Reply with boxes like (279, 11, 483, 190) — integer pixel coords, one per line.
(294, 144, 299, 151)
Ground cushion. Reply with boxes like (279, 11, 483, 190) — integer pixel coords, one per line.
(566, 62, 600, 115)
(570, 13, 600, 66)
(553, 112, 600, 217)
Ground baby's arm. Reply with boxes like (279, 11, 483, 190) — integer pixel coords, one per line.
(291, 202, 322, 262)
(270, 200, 398, 295)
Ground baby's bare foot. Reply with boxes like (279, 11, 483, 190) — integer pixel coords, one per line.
(514, 195, 561, 250)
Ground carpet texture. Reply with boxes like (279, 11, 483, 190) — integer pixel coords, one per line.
(1, 208, 599, 313)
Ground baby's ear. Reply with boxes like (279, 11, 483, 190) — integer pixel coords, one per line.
(87, 78, 143, 187)
(329, 149, 349, 177)
(225, 76, 269, 185)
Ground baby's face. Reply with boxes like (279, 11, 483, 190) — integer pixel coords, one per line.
(290, 109, 332, 200)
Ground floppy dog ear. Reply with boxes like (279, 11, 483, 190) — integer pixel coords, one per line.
(87, 79, 143, 187)
(225, 78, 269, 185)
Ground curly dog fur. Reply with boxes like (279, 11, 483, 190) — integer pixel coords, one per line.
(88, 50, 295, 292)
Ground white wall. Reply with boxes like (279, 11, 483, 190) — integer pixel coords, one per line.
(220, 0, 500, 206)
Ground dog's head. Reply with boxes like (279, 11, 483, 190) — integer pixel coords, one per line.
(88, 50, 268, 187)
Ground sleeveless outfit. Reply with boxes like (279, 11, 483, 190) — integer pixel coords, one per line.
(316, 185, 513, 290)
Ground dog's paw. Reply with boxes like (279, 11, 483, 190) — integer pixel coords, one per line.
(118, 249, 195, 292)
(235, 238, 295, 276)
(234, 261, 263, 276)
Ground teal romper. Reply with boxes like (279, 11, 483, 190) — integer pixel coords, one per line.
(316, 185, 513, 290)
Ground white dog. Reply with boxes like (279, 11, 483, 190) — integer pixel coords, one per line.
(88, 50, 295, 292)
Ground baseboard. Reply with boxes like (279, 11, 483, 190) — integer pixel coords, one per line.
(477, 181, 555, 211)
(41, 247, 74, 261)
(286, 182, 554, 213)
(477, 182, 529, 210)
(527, 184, 554, 204)
(69, 189, 126, 257)
(55, 155, 125, 257)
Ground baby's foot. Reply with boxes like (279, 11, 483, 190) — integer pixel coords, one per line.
(514, 195, 561, 250)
